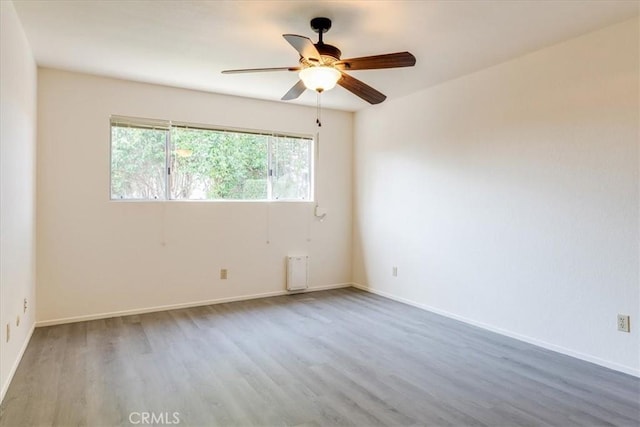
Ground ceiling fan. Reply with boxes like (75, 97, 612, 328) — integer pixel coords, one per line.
(222, 17, 416, 105)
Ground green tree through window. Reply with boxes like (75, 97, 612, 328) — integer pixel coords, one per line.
(110, 118, 312, 201)
(111, 125, 166, 199)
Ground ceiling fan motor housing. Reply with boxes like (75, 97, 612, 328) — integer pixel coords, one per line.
(316, 44, 342, 63)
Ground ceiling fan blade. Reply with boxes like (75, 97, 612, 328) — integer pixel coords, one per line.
(283, 34, 321, 62)
(338, 72, 386, 105)
(222, 66, 300, 74)
(335, 52, 416, 71)
(281, 80, 307, 101)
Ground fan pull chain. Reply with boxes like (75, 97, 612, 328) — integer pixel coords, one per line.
(316, 91, 322, 127)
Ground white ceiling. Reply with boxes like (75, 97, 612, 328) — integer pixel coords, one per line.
(12, 0, 639, 112)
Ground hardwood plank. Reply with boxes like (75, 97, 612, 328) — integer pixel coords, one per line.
(1, 288, 638, 426)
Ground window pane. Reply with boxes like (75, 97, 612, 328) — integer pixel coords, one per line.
(111, 126, 166, 200)
(170, 128, 268, 200)
(272, 136, 312, 200)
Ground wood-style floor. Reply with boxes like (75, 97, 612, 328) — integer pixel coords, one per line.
(1, 287, 638, 426)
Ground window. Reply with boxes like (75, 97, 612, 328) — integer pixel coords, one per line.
(110, 117, 313, 201)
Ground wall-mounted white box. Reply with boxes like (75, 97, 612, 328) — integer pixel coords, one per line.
(287, 256, 309, 291)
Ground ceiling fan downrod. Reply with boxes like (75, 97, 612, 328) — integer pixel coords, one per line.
(310, 17, 332, 45)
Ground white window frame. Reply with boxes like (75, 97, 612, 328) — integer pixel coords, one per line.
(109, 116, 315, 202)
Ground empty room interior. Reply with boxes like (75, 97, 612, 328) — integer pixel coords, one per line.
(1, 0, 639, 426)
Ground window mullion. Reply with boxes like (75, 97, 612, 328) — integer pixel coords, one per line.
(267, 135, 273, 201)
(165, 128, 172, 200)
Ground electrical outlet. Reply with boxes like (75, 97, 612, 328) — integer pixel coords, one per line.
(220, 269, 228, 280)
(6, 323, 9, 342)
(617, 314, 630, 333)
(24, 298, 27, 313)
(392, 266, 398, 277)
(16, 315, 20, 327)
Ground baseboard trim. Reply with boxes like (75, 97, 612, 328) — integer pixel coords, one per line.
(35, 283, 352, 327)
(352, 283, 640, 378)
(1, 322, 35, 404)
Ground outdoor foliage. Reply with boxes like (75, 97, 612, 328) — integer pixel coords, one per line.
(111, 126, 166, 199)
(110, 124, 311, 201)
(272, 136, 312, 200)
(171, 127, 268, 200)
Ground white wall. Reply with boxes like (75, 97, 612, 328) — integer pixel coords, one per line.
(37, 69, 352, 323)
(353, 18, 639, 375)
(0, 1, 38, 401)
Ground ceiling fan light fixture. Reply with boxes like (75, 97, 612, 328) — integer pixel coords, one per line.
(299, 66, 341, 92)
